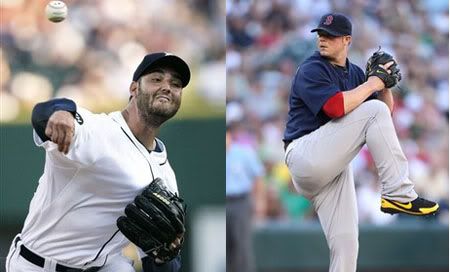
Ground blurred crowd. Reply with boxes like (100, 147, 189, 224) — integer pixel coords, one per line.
(226, 0, 449, 225)
(1, 0, 225, 123)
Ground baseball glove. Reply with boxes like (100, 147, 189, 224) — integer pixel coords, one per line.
(365, 48, 402, 88)
(117, 178, 186, 263)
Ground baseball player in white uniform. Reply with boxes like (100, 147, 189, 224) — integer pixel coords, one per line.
(6, 52, 190, 272)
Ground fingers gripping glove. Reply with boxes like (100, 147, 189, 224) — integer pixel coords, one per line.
(365, 48, 402, 88)
(117, 178, 186, 263)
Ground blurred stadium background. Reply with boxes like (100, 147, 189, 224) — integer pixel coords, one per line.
(1, 0, 449, 271)
(226, 0, 448, 271)
(1, 1, 225, 272)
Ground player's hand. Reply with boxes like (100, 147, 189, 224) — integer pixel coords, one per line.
(368, 61, 394, 90)
(154, 235, 183, 264)
(45, 110, 75, 154)
(170, 235, 183, 249)
(381, 61, 394, 72)
(365, 48, 401, 89)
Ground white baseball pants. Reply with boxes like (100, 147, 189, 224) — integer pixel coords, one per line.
(6, 234, 135, 272)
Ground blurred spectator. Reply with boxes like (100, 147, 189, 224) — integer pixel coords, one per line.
(227, 0, 448, 224)
(226, 120, 266, 272)
(1, 0, 225, 123)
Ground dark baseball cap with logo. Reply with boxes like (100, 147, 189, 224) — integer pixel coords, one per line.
(133, 52, 191, 87)
(311, 13, 352, 37)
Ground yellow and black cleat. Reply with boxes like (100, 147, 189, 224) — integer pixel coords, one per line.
(381, 197, 439, 216)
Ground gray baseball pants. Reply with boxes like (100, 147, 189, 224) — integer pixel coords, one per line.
(285, 100, 418, 272)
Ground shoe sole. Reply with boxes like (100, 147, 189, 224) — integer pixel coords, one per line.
(381, 207, 438, 216)
(381, 199, 439, 216)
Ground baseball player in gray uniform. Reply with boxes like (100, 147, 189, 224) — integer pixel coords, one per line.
(6, 52, 190, 272)
(283, 13, 439, 272)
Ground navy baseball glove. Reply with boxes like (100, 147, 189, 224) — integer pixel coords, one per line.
(117, 178, 186, 263)
(365, 48, 402, 88)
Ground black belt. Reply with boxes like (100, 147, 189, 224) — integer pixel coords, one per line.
(19, 244, 101, 272)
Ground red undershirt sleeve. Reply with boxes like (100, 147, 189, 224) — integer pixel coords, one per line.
(322, 91, 345, 118)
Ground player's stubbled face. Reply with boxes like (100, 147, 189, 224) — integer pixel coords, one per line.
(136, 67, 183, 125)
(317, 31, 343, 58)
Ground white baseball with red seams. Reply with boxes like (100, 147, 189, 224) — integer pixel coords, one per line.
(45, 1, 68, 23)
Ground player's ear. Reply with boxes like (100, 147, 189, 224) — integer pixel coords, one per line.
(345, 35, 352, 46)
(129, 81, 138, 99)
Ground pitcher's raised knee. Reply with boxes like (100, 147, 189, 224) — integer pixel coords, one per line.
(360, 100, 390, 116)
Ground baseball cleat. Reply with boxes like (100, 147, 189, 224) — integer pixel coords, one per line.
(380, 197, 439, 216)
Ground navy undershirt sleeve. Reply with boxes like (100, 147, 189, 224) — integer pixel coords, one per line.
(141, 255, 181, 272)
(31, 98, 77, 142)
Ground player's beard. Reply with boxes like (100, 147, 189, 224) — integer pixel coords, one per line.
(136, 86, 181, 127)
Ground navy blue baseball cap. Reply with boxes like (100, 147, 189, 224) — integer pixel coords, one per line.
(133, 52, 191, 87)
(311, 13, 352, 37)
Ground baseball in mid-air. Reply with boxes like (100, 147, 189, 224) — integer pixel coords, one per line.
(45, 1, 68, 23)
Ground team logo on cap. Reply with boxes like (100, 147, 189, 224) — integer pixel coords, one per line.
(324, 15, 333, 25)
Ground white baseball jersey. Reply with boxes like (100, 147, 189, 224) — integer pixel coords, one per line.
(19, 107, 179, 267)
